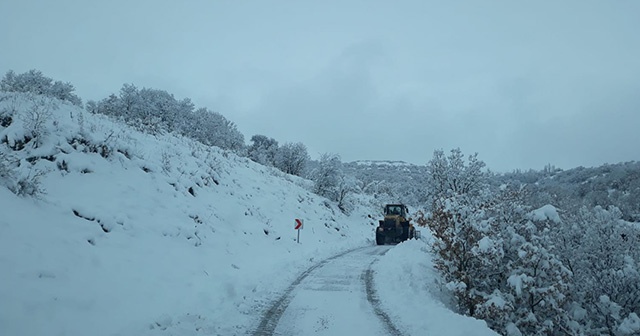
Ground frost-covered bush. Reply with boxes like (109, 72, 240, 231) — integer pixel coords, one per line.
(188, 108, 244, 152)
(20, 95, 56, 148)
(4, 165, 47, 198)
(425, 149, 576, 335)
(1, 70, 82, 106)
(307, 153, 358, 212)
(0, 93, 58, 150)
(425, 149, 499, 316)
(91, 85, 245, 152)
(0, 93, 20, 127)
(311, 153, 341, 200)
(428, 193, 504, 317)
(13, 171, 46, 197)
(247, 134, 279, 166)
(0, 151, 15, 188)
(555, 206, 640, 335)
(496, 206, 573, 335)
(427, 148, 486, 200)
(273, 142, 309, 176)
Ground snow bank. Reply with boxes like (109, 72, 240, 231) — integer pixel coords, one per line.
(372, 239, 499, 336)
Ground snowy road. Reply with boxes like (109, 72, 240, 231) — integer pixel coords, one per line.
(253, 246, 402, 336)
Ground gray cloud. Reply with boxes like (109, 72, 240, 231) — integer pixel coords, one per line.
(1, 0, 639, 171)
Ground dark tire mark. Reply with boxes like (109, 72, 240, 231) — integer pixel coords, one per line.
(252, 246, 367, 336)
(363, 256, 404, 336)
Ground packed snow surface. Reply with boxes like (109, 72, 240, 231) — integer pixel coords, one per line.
(373, 238, 499, 336)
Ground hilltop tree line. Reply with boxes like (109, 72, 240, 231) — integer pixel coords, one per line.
(0, 69, 356, 205)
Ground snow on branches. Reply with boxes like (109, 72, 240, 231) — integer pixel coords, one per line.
(425, 149, 576, 335)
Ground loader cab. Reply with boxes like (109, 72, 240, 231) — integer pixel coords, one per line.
(384, 204, 408, 218)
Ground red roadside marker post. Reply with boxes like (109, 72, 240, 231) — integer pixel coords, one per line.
(295, 218, 303, 243)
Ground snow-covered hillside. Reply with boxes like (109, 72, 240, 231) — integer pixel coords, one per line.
(0, 92, 497, 335)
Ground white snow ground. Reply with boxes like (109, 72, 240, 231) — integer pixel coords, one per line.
(374, 239, 499, 336)
(0, 93, 496, 335)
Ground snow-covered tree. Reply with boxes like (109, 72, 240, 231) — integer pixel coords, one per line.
(20, 95, 57, 148)
(188, 108, 244, 152)
(429, 193, 504, 316)
(247, 135, 279, 166)
(308, 153, 358, 212)
(91, 85, 244, 152)
(496, 204, 573, 335)
(335, 174, 359, 212)
(425, 149, 501, 316)
(311, 153, 342, 200)
(1, 70, 82, 106)
(117, 83, 139, 119)
(557, 206, 640, 335)
(425, 150, 576, 335)
(427, 148, 486, 201)
(274, 142, 309, 176)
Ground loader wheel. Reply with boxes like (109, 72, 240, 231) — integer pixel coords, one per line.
(375, 233, 384, 245)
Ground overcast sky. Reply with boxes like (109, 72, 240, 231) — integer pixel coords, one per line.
(1, 0, 639, 171)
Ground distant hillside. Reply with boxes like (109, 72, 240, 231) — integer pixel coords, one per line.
(342, 160, 429, 206)
(497, 162, 640, 221)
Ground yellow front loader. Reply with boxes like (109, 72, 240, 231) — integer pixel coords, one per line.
(375, 204, 416, 245)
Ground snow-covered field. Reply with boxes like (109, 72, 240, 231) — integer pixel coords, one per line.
(0, 93, 496, 335)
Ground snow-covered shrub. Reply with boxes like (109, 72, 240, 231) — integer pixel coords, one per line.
(203, 153, 221, 186)
(273, 142, 309, 176)
(425, 149, 501, 316)
(1, 70, 82, 106)
(428, 193, 504, 317)
(335, 174, 359, 213)
(427, 148, 486, 200)
(498, 207, 573, 335)
(161, 150, 172, 174)
(556, 206, 640, 335)
(0, 151, 16, 188)
(0, 93, 20, 127)
(425, 150, 576, 335)
(311, 153, 341, 199)
(11, 168, 46, 197)
(92, 86, 245, 153)
(188, 108, 244, 152)
(247, 134, 279, 166)
(307, 153, 358, 212)
(20, 95, 56, 148)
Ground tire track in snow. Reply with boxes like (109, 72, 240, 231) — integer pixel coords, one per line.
(251, 246, 365, 336)
(363, 255, 404, 336)
(252, 246, 401, 336)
